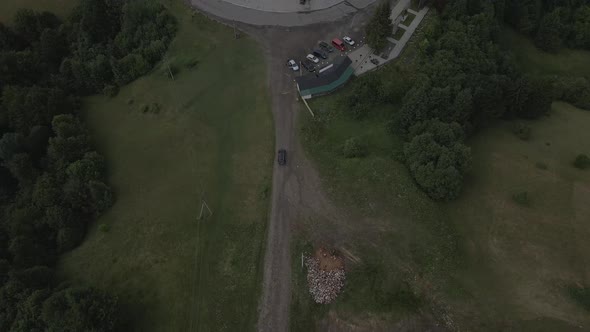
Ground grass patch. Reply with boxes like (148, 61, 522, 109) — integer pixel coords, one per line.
(445, 101, 590, 328)
(0, 0, 78, 23)
(500, 26, 590, 77)
(57, 1, 273, 331)
(392, 27, 406, 41)
(402, 12, 416, 27)
(568, 286, 590, 311)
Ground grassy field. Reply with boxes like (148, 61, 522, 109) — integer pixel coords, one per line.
(443, 102, 590, 329)
(0, 0, 77, 23)
(52, 1, 273, 331)
(297, 75, 590, 329)
(500, 26, 590, 77)
(295, 21, 590, 327)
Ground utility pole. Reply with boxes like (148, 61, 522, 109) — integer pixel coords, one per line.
(299, 61, 302, 76)
(233, 21, 238, 39)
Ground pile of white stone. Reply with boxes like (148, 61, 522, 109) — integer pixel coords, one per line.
(305, 256, 346, 304)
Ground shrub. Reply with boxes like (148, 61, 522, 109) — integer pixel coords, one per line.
(512, 191, 530, 206)
(573, 154, 590, 170)
(511, 123, 531, 140)
(98, 224, 110, 233)
(568, 286, 590, 311)
(342, 137, 368, 158)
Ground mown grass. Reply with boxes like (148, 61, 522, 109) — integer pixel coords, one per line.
(500, 26, 590, 77)
(0, 0, 78, 23)
(56, 1, 273, 331)
(392, 27, 405, 41)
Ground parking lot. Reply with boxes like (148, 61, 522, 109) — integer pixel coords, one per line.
(284, 22, 368, 77)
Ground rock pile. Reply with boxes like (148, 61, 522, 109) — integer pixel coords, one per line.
(305, 255, 346, 304)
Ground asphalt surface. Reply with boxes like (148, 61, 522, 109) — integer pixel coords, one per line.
(190, 0, 375, 26)
(187, 1, 375, 330)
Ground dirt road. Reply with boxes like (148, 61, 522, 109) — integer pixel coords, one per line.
(188, 1, 374, 329)
(251, 15, 374, 331)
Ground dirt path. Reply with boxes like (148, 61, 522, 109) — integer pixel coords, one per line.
(186, 1, 374, 329)
(252, 15, 374, 330)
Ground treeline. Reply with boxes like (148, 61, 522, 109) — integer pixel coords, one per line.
(389, 0, 553, 200)
(0, 1, 176, 330)
(501, 0, 590, 52)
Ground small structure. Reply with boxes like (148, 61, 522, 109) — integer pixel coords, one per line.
(295, 56, 353, 99)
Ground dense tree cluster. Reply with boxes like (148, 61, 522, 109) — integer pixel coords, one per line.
(501, 0, 590, 52)
(366, 1, 393, 51)
(392, 1, 539, 199)
(0, 1, 176, 330)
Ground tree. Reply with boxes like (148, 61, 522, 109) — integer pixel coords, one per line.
(508, 75, 553, 119)
(535, 9, 565, 52)
(0, 132, 24, 161)
(2, 86, 74, 133)
(573, 154, 590, 170)
(42, 287, 118, 332)
(38, 28, 69, 68)
(572, 6, 590, 49)
(48, 114, 91, 169)
(366, 1, 393, 52)
(404, 120, 471, 200)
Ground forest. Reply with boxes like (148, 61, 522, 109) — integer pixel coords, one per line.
(0, 0, 176, 330)
(347, 0, 590, 200)
(503, 0, 590, 52)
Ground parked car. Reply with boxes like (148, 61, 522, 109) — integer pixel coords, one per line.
(343, 36, 355, 46)
(300, 0, 305, 4)
(278, 149, 287, 165)
(319, 41, 334, 53)
(306, 54, 319, 63)
(331, 38, 346, 51)
(287, 59, 299, 71)
(370, 58, 379, 65)
(312, 49, 328, 59)
(301, 59, 316, 72)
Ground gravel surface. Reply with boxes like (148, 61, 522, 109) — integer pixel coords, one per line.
(186, 2, 376, 330)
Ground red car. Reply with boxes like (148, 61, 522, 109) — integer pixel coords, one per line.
(332, 38, 346, 51)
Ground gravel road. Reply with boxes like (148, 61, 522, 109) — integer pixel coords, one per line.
(187, 1, 375, 330)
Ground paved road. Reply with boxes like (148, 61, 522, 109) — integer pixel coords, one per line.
(190, 0, 375, 26)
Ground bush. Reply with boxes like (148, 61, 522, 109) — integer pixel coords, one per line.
(511, 123, 531, 140)
(568, 286, 590, 311)
(98, 224, 110, 233)
(573, 154, 590, 170)
(342, 137, 368, 158)
(512, 191, 530, 206)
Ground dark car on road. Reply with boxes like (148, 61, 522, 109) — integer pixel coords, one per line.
(301, 59, 316, 72)
(312, 49, 328, 59)
(319, 41, 334, 53)
(278, 149, 287, 165)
